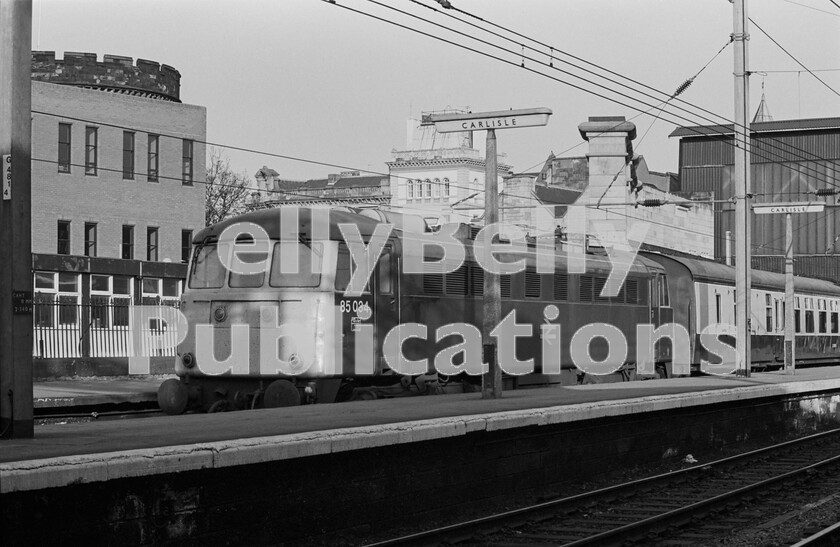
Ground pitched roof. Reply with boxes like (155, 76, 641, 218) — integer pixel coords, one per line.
(669, 117, 840, 138)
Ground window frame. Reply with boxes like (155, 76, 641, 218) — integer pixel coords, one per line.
(84, 222, 97, 257)
(147, 134, 159, 183)
(85, 126, 98, 176)
(57, 220, 71, 255)
(122, 225, 134, 260)
(147, 227, 159, 261)
(123, 131, 135, 180)
(58, 123, 71, 173)
(181, 229, 193, 263)
(182, 139, 194, 185)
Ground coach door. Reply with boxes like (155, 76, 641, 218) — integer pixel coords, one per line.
(651, 273, 673, 327)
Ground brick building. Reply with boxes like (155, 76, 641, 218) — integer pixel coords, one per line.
(29, 52, 206, 369)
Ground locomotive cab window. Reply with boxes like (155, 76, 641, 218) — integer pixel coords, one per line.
(228, 234, 268, 288)
(270, 242, 322, 288)
(189, 244, 226, 289)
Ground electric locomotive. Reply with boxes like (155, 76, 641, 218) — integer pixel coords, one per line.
(158, 206, 673, 414)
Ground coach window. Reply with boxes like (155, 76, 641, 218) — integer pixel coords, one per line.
(832, 311, 839, 334)
(819, 310, 828, 334)
(765, 294, 773, 333)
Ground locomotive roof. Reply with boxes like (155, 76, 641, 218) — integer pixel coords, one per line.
(194, 207, 385, 243)
(642, 252, 840, 296)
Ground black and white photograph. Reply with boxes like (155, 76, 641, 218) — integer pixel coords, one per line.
(2, 1, 840, 545)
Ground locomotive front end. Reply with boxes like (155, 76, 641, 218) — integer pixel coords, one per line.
(158, 215, 346, 414)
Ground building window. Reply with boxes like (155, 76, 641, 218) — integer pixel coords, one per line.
(123, 131, 135, 179)
(413, 180, 421, 199)
(148, 134, 159, 182)
(57, 220, 71, 255)
(407, 179, 414, 199)
(425, 179, 432, 198)
(84, 222, 97, 257)
(182, 139, 194, 185)
(181, 229, 192, 263)
(433, 178, 441, 198)
(147, 227, 159, 261)
(58, 123, 71, 173)
(85, 126, 98, 175)
(122, 225, 134, 260)
(443, 178, 450, 197)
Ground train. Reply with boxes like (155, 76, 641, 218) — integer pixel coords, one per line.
(156, 206, 840, 414)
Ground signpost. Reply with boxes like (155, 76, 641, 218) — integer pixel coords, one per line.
(753, 201, 828, 374)
(425, 108, 552, 399)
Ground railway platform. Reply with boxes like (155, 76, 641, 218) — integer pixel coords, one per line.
(4, 366, 840, 545)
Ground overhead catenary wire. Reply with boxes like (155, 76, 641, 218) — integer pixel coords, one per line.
(333, 0, 840, 189)
(748, 16, 840, 99)
(412, 0, 840, 174)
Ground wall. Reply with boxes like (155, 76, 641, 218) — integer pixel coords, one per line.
(31, 80, 206, 262)
(5, 391, 840, 545)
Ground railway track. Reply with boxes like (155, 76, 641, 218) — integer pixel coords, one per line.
(369, 428, 840, 546)
(35, 401, 162, 423)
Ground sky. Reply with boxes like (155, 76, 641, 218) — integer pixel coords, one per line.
(31, 0, 840, 182)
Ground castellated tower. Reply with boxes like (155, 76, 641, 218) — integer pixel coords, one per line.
(31, 51, 181, 102)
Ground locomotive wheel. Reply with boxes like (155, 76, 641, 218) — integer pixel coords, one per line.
(263, 380, 301, 408)
(157, 378, 189, 415)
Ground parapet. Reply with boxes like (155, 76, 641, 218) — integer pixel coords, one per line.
(31, 51, 181, 102)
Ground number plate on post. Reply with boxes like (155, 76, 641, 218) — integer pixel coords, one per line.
(2, 154, 10, 201)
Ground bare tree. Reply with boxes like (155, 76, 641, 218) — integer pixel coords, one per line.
(205, 148, 253, 226)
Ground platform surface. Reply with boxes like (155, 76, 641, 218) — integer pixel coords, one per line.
(3, 367, 840, 493)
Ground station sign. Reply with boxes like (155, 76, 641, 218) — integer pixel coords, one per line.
(753, 202, 825, 215)
(424, 108, 552, 133)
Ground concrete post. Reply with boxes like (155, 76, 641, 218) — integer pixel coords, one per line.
(482, 129, 502, 399)
(0, 0, 34, 439)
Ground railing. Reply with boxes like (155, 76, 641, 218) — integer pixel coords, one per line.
(33, 300, 180, 359)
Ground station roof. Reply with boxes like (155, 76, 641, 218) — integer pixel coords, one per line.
(669, 117, 840, 138)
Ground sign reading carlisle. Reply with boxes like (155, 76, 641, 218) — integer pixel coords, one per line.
(423, 107, 552, 133)
(753, 202, 825, 215)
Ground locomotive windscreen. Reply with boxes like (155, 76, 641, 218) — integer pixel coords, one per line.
(189, 244, 226, 289)
(188, 241, 324, 289)
(268, 242, 322, 287)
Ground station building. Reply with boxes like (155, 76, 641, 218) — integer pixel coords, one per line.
(670, 115, 840, 283)
(29, 52, 206, 365)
